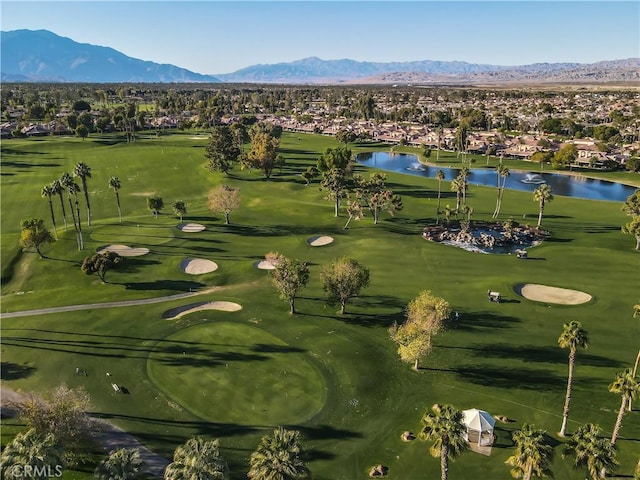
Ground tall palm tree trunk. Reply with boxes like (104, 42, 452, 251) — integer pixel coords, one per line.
(57, 192, 68, 230)
(115, 191, 122, 223)
(631, 350, 640, 411)
(611, 394, 629, 445)
(440, 444, 449, 480)
(47, 198, 58, 239)
(560, 349, 576, 436)
(67, 196, 81, 250)
(524, 462, 533, 480)
(537, 202, 545, 227)
(81, 178, 91, 226)
(75, 196, 84, 250)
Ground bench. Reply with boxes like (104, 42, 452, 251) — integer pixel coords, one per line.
(111, 383, 120, 392)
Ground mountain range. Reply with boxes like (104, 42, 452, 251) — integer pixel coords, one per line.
(2, 29, 638, 85)
(1, 30, 220, 83)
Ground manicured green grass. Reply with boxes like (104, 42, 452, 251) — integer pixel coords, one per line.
(1, 131, 638, 479)
(147, 322, 326, 425)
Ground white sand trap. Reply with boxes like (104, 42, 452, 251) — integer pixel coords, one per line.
(163, 301, 243, 320)
(253, 260, 277, 270)
(515, 284, 592, 305)
(307, 235, 334, 247)
(180, 258, 218, 275)
(178, 223, 206, 233)
(97, 244, 150, 257)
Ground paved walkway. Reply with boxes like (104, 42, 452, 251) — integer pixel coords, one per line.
(0, 386, 170, 477)
(0, 286, 222, 319)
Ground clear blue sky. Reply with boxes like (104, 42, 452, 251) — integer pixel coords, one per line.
(1, 1, 638, 74)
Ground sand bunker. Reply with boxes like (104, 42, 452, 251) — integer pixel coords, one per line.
(307, 235, 334, 247)
(515, 284, 592, 305)
(163, 301, 242, 320)
(180, 258, 218, 275)
(96, 244, 150, 257)
(178, 223, 206, 233)
(254, 260, 277, 270)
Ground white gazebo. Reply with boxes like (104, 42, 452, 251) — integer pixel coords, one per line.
(462, 409, 495, 446)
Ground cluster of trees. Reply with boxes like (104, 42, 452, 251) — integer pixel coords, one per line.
(29, 164, 125, 256)
(270, 254, 370, 315)
(316, 146, 403, 224)
(206, 122, 283, 178)
(1, 386, 311, 480)
(36, 163, 92, 251)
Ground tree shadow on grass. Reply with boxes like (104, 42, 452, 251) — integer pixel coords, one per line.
(216, 224, 337, 238)
(452, 312, 522, 332)
(453, 364, 566, 391)
(251, 344, 307, 354)
(464, 343, 625, 368)
(117, 258, 161, 274)
(122, 280, 205, 292)
(0, 361, 36, 380)
(341, 312, 404, 329)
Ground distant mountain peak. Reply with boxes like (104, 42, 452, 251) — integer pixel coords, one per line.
(1, 29, 220, 83)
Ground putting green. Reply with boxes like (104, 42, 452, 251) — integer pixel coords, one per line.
(147, 323, 326, 425)
(91, 224, 173, 246)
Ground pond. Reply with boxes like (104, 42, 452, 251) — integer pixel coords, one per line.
(356, 151, 637, 202)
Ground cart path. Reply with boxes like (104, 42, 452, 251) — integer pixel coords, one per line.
(0, 285, 228, 319)
(0, 386, 170, 477)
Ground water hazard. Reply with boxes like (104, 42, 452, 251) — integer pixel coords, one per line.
(356, 151, 637, 202)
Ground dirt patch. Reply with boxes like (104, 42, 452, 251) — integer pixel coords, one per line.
(97, 245, 150, 257)
(163, 301, 243, 319)
(180, 258, 218, 275)
(308, 235, 334, 247)
(515, 283, 592, 305)
(177, 223, 206, 232)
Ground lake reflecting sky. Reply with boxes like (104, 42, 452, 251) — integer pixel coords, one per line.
(356, 152, 637, 202)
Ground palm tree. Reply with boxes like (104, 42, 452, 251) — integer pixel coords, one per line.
(73, 162, 92, 226)
(50, 179, 68, 231)
(492, 164, 510, 219)
(0, 429, 62, 480)
(247, 427, 310, 480)
(450, 177, 464, 214)
(164, 437, 228, 480)
(95, 448, 144, 480)
(41, 185, 58, 239)
(172, 201, 187, 222)
(108, 177, 123, 223)
(505, 423, 553, 480)
(419, 404, 467, 480)
(558, 320, 589, 436)
(459, 167, 470, 207)
(609, 368, 639, 446)
(533, 184, 553, 227)
(563, 423, 617, 480)
(60, 173, 83, 250)
(435, 169, 445, 224)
